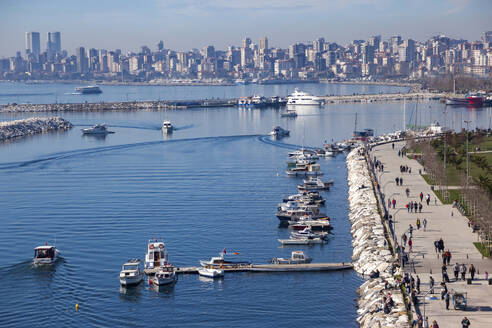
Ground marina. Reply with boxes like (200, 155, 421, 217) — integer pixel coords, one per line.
(174, 262, 353, 274)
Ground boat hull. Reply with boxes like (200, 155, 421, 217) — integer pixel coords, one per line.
(278, 238, 324, 245)
(119, 275, 143, 286)
(198, 268, 224, 278)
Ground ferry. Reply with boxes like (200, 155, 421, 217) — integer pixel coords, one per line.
(75, 86, 102, 94)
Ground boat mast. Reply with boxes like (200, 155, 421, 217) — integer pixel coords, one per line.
(354, 112, 358, 137)
(403, 98, 406, 131)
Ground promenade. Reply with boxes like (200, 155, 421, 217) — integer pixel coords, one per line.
(372, 141, 492, 327)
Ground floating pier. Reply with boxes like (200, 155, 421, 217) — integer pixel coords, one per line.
(148, 262, 353, 275)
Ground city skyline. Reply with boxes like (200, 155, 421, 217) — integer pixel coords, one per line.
(1, 0, 491, 57)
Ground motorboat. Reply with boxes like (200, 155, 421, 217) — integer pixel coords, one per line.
(75, 85, 102, 94)
(276, 208, 317, 222)
(270, 251, 312, 264)
(200, 250, 251, 269)
(286, 163, 323, 177)
(290, 217, 332, 231)
(290, 227, 329, 239)
(33, 244, 59, 264)
(466, 94, 483, 107)
(153, 264, 177, 286)
(144, 238, 171, 274)
(286, 88, 324, 106)
(278, 237, 324, 245)
(298, 177, 333, 191)
(269, 126, 290, 138)
(280, 111, 297, 118)
(283, 192, 325, 206)
(162, 121, 174, 134)
(198, 267, 224, 278)
(288, 148, 317, 158)
(81, 123, 114, 135)
(119, 259, 144, 286)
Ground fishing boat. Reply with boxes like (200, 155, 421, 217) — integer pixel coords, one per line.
(198, 267, 224, 278)
(81, 123, 114, 135)
(162, 121, 173, 134)
(200, 250, 251, 269)
(269, 126, 290, 138)
(153, 264, 177, 286)
(33, 244, 60, 264)
(270, 251, 312, 264)
(119, 259, 144, 286)
(144, 238, 171, 274)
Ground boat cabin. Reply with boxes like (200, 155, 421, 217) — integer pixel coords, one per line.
(145, 240, 169, 269)
(34, 246, 56, 260)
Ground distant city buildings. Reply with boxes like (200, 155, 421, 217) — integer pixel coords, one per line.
(1, 31, 491, 82)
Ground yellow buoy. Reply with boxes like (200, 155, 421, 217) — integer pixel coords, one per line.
(75, 303, 79, 311)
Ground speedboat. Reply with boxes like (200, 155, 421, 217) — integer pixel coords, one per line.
(269, 126, 290, 138)
(290, 217, 332, 231)
(290, 227, 329, 239)
(33, 244, 59, 264)
(286, 163, 323, 177)
(270, 251, 312, 264)
(81, 123, 114, 135)
(198, 267, 224, 278)
(287, 88, 324, 106)
(162, 121, 173, 134)
(119, 259, 144, 286)
(200, 250, 251, 269)
(153, 264, 177, 286)
(144, 238, 170, 274)
(280, 111, 297, 118)
(298, 177, 333, 191)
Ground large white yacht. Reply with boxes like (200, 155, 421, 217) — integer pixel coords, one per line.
(287, 89, 324, 106)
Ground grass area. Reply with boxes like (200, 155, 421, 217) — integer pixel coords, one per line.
(421, 167, 462, 186)
(421, 174, 434, 185)
(434, 188, 462, 204)
(473, 242, 491, 258)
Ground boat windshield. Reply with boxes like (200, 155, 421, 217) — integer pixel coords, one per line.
(35, 248, 53, 259)
(123, 264, 139, 271)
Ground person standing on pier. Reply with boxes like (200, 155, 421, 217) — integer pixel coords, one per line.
(454, 263, 460, 281)
(469, 264, 476, 281)
(416, 218, 421, 230)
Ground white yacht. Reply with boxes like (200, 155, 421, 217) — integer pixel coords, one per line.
(162, 121, 174, 134)
(287, 89, 324, 106)
(119, 259, 144, 286)
(153, 264, 177, 286)
(198, 267, 224, 278)
(81, 123, 114, 135)
(33, 244, 60, 264)
(269, 126, 290, 138)
(144, 238, 170, 274)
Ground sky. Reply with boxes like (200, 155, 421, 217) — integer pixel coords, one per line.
(0, 0, 491, 57)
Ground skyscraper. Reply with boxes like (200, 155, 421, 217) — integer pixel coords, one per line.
(313, 38, 325, 53)
(76, 46, 88, 73)
(25, 32, 40, 58)
(259, 37, 268, 55)
(47, 32, 61, 59)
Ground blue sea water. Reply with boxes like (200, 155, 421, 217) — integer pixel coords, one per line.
(0, 82, 490, 327)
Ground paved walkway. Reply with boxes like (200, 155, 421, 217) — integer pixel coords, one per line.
(371, 141, 492, 328)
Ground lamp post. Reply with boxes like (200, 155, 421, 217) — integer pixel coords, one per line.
(464, 120, 471, 186)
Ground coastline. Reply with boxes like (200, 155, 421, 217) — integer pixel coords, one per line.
(346, 147, 409, 327)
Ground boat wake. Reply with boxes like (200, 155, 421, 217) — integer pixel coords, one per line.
(257, 136, 317, 150)
(75, 123, 162, 131)
(0, 134, 261, 171)
(0, 92, 55, 97)
(173, 124, 194, 131)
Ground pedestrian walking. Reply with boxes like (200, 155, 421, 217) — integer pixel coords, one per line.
(461, 317, 470, 328)
(408, 238, 413, 252)
(431, 320, 439, 328)
(419, 203, 423, 213)
(405, 187, 409, 197)
(416, 218, 421, 230)
(402, 233, 408, 245)
(398, 150, 401, 157)
(388, 198, 391, 208)
(434, 240, 439, 253)
(442, 251, 447, 265)
(426, 193, 430, 206)
(429, 276, 435, 293)
(400, 177, 403, 185)
(406, 203, 410, 212)
(392, 143, 395, 149)
(423, 218, 427, 231)
(438, 238, 444, 252)
(392, 198, 396, 209)
(445, 292, 450, 310)
(395, 177, 399, 186)
(460, 264, 467, 281)
(454, 263, 460, 281)
(416, 275, 421, 294)
(446, 250, 451, 265)
(469, 264, 476, 280)
(420, 192, 424, 202)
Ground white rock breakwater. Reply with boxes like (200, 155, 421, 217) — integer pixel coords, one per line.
(347, 147, 409, 327)
(0, 117, 73, 142)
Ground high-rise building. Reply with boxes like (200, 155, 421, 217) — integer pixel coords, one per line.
(76, 46, 88, 73)
(313, 38, 325, 54)
(362, 43, 374, 64)
(259, 37, 269, 54)
(25, 32, 41, 58)
(369, 35, 381, 49)
(47, 32, 61, 59)
(157, 40, 164, 51)
(242, 37, 252, 49)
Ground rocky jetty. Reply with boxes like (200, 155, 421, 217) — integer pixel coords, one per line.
(0, 117, 73, 142)
(347, 148, 409, 327)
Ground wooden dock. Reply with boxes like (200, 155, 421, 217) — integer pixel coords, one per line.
(146, 262, 353, 275)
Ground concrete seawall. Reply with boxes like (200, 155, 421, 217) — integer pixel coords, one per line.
(346, 147, 409, 327)
(0, 117, 73, 142)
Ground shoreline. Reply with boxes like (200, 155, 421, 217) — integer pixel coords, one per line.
(0, 117, 73, 142)
(346, 146, 409, 327)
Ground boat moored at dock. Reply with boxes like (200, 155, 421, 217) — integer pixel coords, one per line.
(144, 238, 171, 274)
(119, 259, 144, 286)
(198, 267, 224, 278)
(200, 250, 251, 269)
(286, 89, 324, 106)
(270, 251, 312, 264)
(153, 264, 177, 286)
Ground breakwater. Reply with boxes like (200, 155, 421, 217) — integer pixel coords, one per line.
(0, 117, 73, 142)
(346, 148, 409, 327)
(322, 92, 447, 104)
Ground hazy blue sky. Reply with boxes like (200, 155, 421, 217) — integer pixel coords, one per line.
(0, 0, 491, 57)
